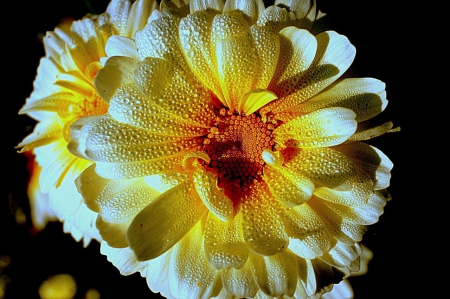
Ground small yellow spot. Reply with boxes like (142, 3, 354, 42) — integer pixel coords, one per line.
(38, 274, 76, 299)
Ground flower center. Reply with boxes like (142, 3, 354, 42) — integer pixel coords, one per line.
(202, 108, 278, 201)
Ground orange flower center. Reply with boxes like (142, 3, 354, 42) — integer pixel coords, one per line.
(202, 108, 278, 201)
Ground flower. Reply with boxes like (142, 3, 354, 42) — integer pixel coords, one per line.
(16, 0, 159, 246)
(71, 0, 392, 298)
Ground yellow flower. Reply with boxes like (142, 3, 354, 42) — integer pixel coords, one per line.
(69, 0, 394, 298)
(16, 0, 158, 245)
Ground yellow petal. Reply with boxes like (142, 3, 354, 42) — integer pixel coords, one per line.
(319, 241, 362, 269)
(109, 85, 209, 136)
(169, 222, 222, 299)
(75, 164, 109, 213)
(347, 120, 394, 142)
(142, 248, 173, 296)
(283, 202, 331, 259)
(273, 107, 357, 148)
(190, 0, 224, 13)
(96, 178, 159, 223)
(283, 147, 356, 188)
(127, 181, 208, 260)
(133, 57, 215, 126)
(94, 56, 138, 103)
(203, 212, 249, 269)
(221, 259, 258, 298)
(104, 36, 139, 59)
(124, 0, 158, 38)
(269, 30, 356, 114)
(263, 165, 314, 206)
(193, 167, 234, 221)
(100, 242, 148, 275)
(249, 249, 298, 297)
(223, 0, 265, 24)
(96, 216, 130, 248)
(179, 10, 224, 101)
(282, 78, 387, 123)
(241, 180, 289, 256)
(293, 257, 316, 298)
(241, 89, 278, 115)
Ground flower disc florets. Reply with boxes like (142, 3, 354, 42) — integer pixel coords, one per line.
(202, 107, 280, 202)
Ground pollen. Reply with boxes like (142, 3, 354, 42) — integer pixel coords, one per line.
(202, 108, 278, 201)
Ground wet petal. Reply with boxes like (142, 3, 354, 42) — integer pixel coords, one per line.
(241, 180, 289, 256)
(95, 178, 159, 223)
(283, 202, 331, 259)
(334, 143, 393, 190)
(241, 89, 278, 116)
(193, 167, 234, 221)
(319, 242, 362, 269)
(249, 249, 298, 297)
(282, 78, 387, 122)
(109, 85, 209, 136)
(270, 30, 356, 114)
(127, 181, 208, 260)
(283, 147, 357, 189)
(273, 107, 357, 148)
(263, 165, 314, 206)
(223, 0, 265, 23)
(96, 216, 129, 248)
(190, 0, 224, 13)
(104, 35, 139, 59)
(203, 212, 249, 269)
(169, 222, 222, 299)
(221, 259, 258, 298)
(293, 257, 316, 298)
(75, 164, 110, 213)
(143, 248, 173, 296)
(94, 56, 138, 103)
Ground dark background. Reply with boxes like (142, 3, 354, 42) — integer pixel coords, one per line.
(2, 0, 420, 298)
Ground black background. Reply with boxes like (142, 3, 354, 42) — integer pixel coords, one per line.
(2, 0, 421, 298)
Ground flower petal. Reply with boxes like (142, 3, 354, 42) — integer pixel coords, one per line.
(286, 78, 387, 122)
(241, 89, 278, 116)
(142, 248, 173, 297)
(241, 180, 289, 256)
(190, 0, 224, 13)
(204, 212, 249, 269)
(75, 164, 109, 213)
(193, 167, 234, 221)
(334, 143, 393, 190)
(319, 241, 362, 269)
(273, 107, 357, 148)
(263, 165, 314, 206)
(169, 222, 222, 299)
(104, 35, 139, 60)
(283, 147, 356, 188)
(127, 181, 208, 260)
(293, 257, 316, 298)
(283, 202, 331, 259)
(100, 241, 148, 275)
(95, 56, 139, 103)
(249, 249, 298, 297)
(95, 178, 160, 223)
(270, 30, 356, 114)
(96, 216, 130, 248)
(220, 259, 258, 298)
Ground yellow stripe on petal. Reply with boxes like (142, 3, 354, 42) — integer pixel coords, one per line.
(270, 31, 356, 114)
(169, 222, 222, 299)
(193, 167, 234, 221)
(94, 56, 138, 103)
(221, 259, 258, 298)
(241, 89, 278, 116)
(241, 180, 288, 256)
(284, 147, 356, 189)
(249, 249, 298, 297)
(283, 202, 331, 259)
(263, 165, 314, 207)
(96, 178, 160, 223)
(127, 181, 208, 261)
(203, 212, 249, 269)
(273, 107, 357, 149)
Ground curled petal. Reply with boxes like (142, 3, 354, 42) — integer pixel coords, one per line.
(319, 242, 362, 269)
(96, 216, 130, 248)
(273, 107, 357, 149)
(75, 164, 110, 213)
(127, 181, 208, 260)
(293, 257, 316, 298)
(203, 212, 249, 269)
(104, 36, 139, 60)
